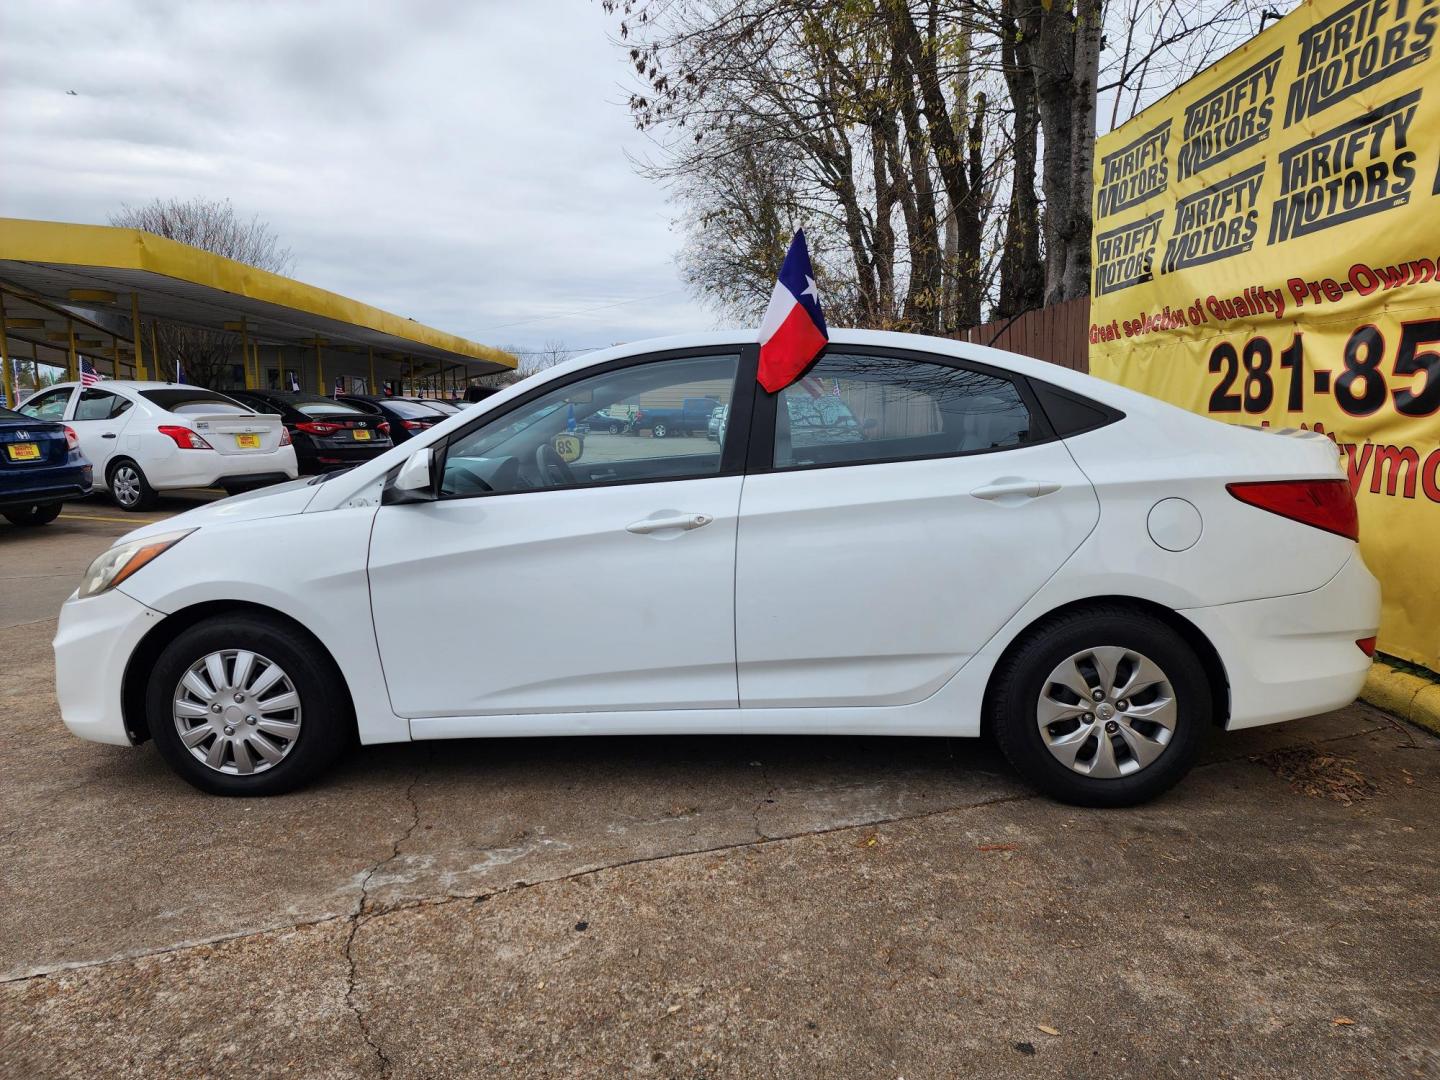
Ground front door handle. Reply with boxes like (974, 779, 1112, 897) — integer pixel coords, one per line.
(102, 433, 118, 439)
(970, 479, 1061, 501)
(626, 513, 713, 535)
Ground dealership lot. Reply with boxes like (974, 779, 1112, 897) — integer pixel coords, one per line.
(1, 499, 1437, 1078)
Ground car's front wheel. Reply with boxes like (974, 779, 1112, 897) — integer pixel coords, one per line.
(108, 459, 157, 512)
(147, 614, 351, 795)
(3, 503, 63, 526)
(990, 607, 1211, 807)
(652, 423, 668, 438)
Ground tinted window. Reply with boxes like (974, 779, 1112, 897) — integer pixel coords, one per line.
(294, 399, 367, 418)
(18, 387, 73, 421)
(378, 399, 445, 419)
(140, 389, 252, 415)
(442, 354, 737, 497)
(1031, 380, 1123, 436)
(773, 353, 1032, 468)
(74, 389, 132, 421)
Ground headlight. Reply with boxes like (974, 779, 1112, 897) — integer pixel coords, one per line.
(78, 529, 195, 599)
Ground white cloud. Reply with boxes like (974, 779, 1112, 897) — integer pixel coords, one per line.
(0, 0, 717, 351)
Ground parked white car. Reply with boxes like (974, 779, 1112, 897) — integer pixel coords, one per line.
(17, 381, 297, 510)
(53, 331, 1380, 804)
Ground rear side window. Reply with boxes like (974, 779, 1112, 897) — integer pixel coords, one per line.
(140, 389, 252, 415)
(773, 353, 1033, 469)
(74, 389, 134, 421)
(1029, 380, 1124, 437)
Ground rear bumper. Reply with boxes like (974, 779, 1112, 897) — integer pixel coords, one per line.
(1181, 552, 1381, 730)
(145, 447, 298, 489)
(0, 464, 92, 507)
(54, 587, 164, 746)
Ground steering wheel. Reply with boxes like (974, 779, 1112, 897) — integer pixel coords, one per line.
(534, 442, 577, 487)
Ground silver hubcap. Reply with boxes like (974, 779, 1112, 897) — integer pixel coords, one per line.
(113, 467, 140, 505)
(173, 650, 302, 775)
(1036, 646, 1177, 779)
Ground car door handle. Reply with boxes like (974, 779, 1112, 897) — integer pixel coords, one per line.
(101, 433, 117, 439)
(970, 479, 1061, 500)
(626, 513, 713, 534)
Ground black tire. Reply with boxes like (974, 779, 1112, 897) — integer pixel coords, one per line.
(3, 503, 62, 526)
(652, 423, 668, 439)
(608, 421, 621, 435)
(990, 606, 1212, 807)
(108, 459, 157, 512)
(147, 614, 352, 796)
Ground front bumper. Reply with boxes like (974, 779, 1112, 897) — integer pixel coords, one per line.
(54, 588, 165, 746)
(1180, 551, 1381, 730)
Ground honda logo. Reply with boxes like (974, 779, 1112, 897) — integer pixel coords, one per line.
(14, 431, 29, 439)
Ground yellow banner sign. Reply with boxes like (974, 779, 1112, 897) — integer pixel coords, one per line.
(1090, 0, 1440, 672)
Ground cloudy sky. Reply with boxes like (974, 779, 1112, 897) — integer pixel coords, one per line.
(0, 0, 715, 354)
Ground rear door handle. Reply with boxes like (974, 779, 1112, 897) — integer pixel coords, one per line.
(970, 479, 1061, 500)
(626, 513, 713, 535)
(101, 433, 117, 439)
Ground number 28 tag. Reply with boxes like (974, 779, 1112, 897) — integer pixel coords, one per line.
(551, 433, 583, 463)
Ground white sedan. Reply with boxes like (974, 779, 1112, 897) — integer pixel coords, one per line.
(17, 381, 297, 510)
(53, 331, 1380, 805)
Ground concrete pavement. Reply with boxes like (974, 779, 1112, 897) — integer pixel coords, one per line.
(1, 498, 1437, 1078)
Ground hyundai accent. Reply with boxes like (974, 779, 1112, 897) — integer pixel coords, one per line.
(53, 331, 1381, 805)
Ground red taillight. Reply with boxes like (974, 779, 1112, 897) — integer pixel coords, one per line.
(63, 425, 79, 452)
(158, 425, 213, 450)
(377, 421, 390, 436)
(295, 421, 340, 437)
(279, 426, 292, 446)
(1227, 479, 1359, 541)
(1356, 636, 1377, 657)
(402, 419, 425, 430)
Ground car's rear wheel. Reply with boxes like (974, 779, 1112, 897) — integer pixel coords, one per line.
(652, 422, 668, 438)
(990, 607, 1211, 807)
(109, 459, 157, 512)
(147, 615, 351, 796)
(608, 421, 622, 434)
(3, 503, 62, 526)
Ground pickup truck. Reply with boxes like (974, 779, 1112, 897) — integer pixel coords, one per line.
(630, 397, 721, 438)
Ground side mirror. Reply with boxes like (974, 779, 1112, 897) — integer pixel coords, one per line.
(385, 446, 436, 504)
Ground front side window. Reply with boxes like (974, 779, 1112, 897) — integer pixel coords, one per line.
(773, 353, 1033, 468)
(74, 389, 131, 421)
(441, 353, 738, 497)
(18, 387, 73, 421)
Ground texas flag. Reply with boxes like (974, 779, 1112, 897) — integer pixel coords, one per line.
(757, 230, 828, 393)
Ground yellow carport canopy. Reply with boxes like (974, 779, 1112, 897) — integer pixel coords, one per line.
(0, 217, 515, 381)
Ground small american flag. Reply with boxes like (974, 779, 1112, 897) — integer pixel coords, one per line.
(80, 358, 104, 387)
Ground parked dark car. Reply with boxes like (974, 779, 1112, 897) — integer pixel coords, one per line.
(577, 409, 632, 435)
(226, 390, 392, 474)
(0, 405, 92, 525)
(630, 397, 720, 438)
(338, 396, 449, 444)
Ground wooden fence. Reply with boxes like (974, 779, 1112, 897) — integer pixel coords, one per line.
(955, 296, 1091, 373)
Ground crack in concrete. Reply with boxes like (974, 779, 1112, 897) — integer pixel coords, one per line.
(0, 719, 1405, 989)
(750, 759, 775, 841)
(342, 757, 428, 1076)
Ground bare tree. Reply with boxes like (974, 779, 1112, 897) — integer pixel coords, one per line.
(604, 0, 1285, 324)
(109, 198, 294, 388)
